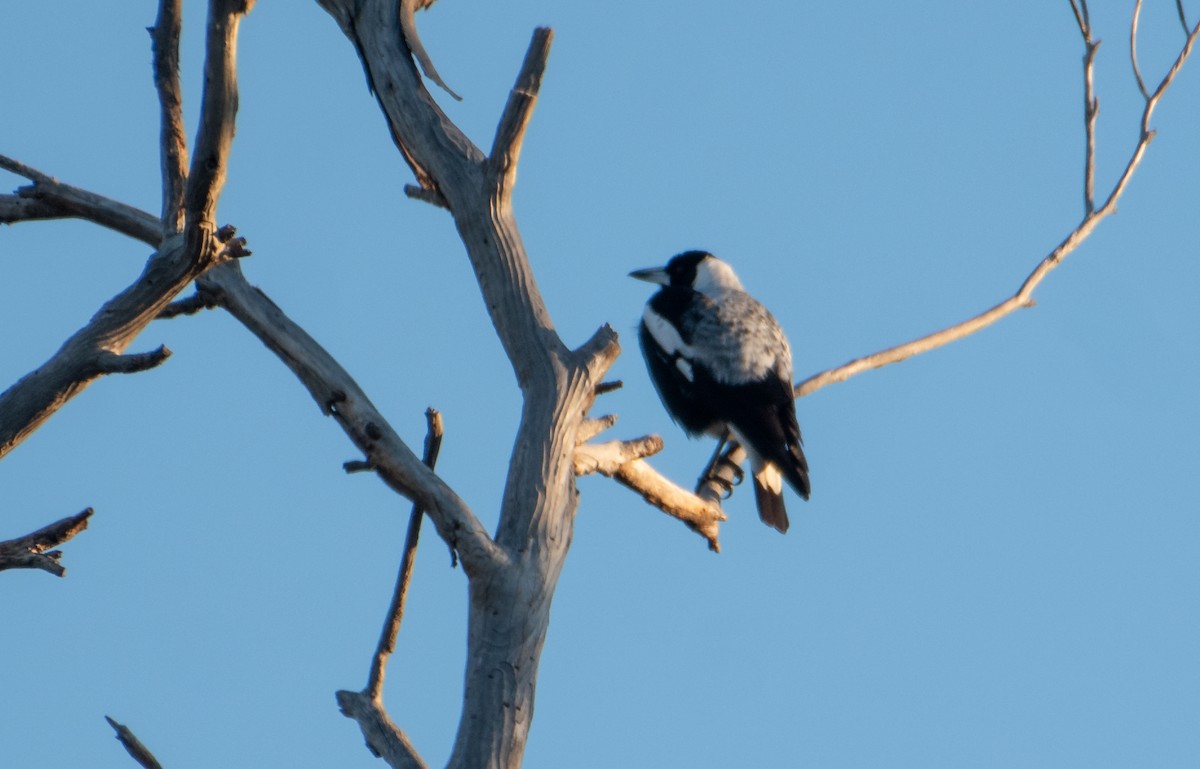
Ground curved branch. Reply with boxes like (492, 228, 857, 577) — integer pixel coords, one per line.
(794, 10, 1200, 401)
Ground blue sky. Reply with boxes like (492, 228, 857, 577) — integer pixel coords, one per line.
(2, 2, 1198, 767)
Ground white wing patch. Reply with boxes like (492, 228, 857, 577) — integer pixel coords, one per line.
(643, 306, 700, 385)
(642, 306, 690, 356)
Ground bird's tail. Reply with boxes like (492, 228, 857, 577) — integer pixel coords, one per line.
(752, 461, 790, 533)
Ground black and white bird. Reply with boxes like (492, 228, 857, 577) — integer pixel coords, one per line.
(631, 250, 810, 533)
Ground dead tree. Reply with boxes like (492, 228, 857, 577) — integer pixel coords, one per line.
(1, 1, 1197, 767)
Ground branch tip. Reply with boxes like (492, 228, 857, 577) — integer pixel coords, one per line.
(95, 346, 172, 375)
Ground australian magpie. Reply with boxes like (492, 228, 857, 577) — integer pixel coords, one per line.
(631, 250, 810, 533)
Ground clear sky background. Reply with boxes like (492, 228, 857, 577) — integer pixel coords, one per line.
(2, 2, 1198, 767)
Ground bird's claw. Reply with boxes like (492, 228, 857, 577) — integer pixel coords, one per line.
(700, 456, 744, 499)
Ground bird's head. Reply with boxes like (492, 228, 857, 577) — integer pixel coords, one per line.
(629, 250, 744, 295)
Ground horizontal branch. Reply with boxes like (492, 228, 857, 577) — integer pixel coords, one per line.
(0, 154, 161, 243)
(574, 435, 664, 476)
(0, 508, 93, 577)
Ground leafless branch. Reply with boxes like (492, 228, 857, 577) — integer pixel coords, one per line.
(317, 4, 628, 765)
(105, 716, 165, 769)
(611, 458, 726, 552)
(487, 27, 553, 196)
(0, 508, 92, 577)
(184, 0, 253, 226)
(574, 435, 664, 476)
(793, 7, 1200, 402)
(149, 0, 188, 233)
(335, 690, 428, 769)
(577, 414, 618, 444)
(1069, 0, 1091, 37)
(1131, 0, 1151, 99)
(1177, 0, 1191, 33)
(0, 0, 254, 460)
(196, 260, 504, 575)
(157, 291, 218, 319)
(399, 0, 461, 101)
(0, 154, 161, 242)
(95, 346, 174, 374)
(365, 408, 444, 703)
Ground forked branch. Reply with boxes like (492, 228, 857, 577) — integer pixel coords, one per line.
(793, 2, 1200, 401)
(0, 508, 93, 577)
(0, 0, 254, 460)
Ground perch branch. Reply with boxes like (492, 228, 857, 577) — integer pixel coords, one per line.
(612, 458, 725, 552)
(105, 716, 164, 769)
(0, 508, 93, 577)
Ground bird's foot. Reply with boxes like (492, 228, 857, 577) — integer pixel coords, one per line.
(698, 454, 744, 500)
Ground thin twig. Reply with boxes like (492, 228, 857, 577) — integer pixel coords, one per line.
(1083, 37, 1101, 215)
(793, 7, 1200, 402)
(365, 408, 444, 703)
(1131, 0, 1151, 100)
(1070, 0, 1092, 37)
(593, 380, 623, 396)
(1177, 0, 1191, 34)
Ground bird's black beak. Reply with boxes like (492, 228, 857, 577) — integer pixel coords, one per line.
(629, 267, 670, 286)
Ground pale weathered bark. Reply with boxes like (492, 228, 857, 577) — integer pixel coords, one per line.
(316, 5, 620, 766)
